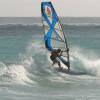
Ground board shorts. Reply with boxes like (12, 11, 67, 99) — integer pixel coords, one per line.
(50, 55, 58, 63)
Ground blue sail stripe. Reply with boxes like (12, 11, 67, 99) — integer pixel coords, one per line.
(41, 2, 58, 51)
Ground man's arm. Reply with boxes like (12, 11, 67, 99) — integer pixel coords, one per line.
(59, 51, 63, 56)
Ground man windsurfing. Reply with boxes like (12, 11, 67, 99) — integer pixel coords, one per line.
(50, 49, 62, 69)
(50, 49, 70, 70)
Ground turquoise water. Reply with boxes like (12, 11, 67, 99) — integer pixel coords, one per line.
(0, 17, 100, 100)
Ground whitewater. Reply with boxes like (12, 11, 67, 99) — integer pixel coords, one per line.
(0, 17, 100, 100)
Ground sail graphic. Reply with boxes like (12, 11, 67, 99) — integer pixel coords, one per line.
(46, 7, 51, 16)
(41, 2, 70, 68)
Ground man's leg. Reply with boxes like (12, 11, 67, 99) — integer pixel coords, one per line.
(52, 61, 55, 66)
(67, 62, 70, 71)
(68, 66, 70, 70)
(58, 61, 62, 69)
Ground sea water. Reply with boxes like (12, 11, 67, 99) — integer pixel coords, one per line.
(0, 17, 100, 100)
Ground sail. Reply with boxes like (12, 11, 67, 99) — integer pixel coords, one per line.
(41, 2, 70, 68)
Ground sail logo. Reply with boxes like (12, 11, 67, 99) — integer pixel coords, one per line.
(46, 7, 52, 17)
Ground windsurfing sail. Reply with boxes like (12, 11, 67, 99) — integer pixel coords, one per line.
(41, 2, 70, 68)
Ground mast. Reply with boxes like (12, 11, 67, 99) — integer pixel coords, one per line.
(58, 18, 70, 68)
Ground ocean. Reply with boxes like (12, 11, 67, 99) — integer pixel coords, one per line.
(0, 17, 100, 100)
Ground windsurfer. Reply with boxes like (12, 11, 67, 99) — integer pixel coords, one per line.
(50, 49, 63, 69)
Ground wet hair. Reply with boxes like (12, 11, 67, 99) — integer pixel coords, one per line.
(57, 49, 61, 52)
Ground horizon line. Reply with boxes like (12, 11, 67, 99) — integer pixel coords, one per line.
(0, 16, 100, 18)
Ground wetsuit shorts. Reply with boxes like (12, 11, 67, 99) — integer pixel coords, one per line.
(50, 55, 58, 62)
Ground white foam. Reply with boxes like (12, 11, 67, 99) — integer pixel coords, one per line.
(0, 62, 7, 76)
(71, 47, 100, 76)
(7, 64, 33, 84)
(26, 40, 45, 55)
(0, 60, 36, 85)
(19, 53, 35, 67)
(63, 23, 100, 26)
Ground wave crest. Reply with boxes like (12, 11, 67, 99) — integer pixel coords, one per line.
(71, 47, 100, 76)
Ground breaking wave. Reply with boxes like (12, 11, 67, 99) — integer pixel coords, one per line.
(0, 37, 100, 87)
(71, 47, 100, 76)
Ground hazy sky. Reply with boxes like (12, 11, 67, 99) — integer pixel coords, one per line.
(0, 0, 100, 17)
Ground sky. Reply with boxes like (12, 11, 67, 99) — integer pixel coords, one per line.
(0, 0, 100, 17)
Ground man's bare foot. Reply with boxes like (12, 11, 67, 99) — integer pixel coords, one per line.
(67, 68, 70, 72)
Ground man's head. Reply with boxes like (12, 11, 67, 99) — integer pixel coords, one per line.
(57, 49, 61, 52)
